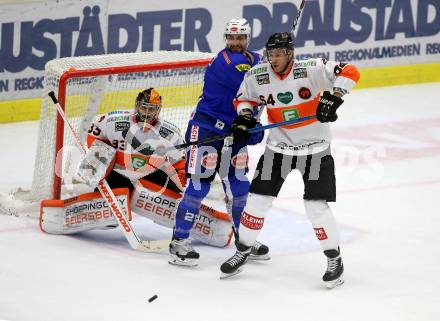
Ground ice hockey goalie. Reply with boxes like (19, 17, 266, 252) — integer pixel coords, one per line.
(40, 88, 233, 247)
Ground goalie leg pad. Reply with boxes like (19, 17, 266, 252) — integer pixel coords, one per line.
(40, 188, 131, 234)
(132, 179, 232, 247)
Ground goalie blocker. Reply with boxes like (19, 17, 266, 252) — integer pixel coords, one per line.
(40, 179, 233, 247)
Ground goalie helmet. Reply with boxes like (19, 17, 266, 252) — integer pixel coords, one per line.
(135, 88, 162, 123)
(224, 18, 251, 50)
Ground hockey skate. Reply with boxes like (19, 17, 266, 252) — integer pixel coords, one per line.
(220, 243, 250, 279)
(249, 241, 270, 260)
(322, 248, 344, 289)
(168, 238, 200, 267)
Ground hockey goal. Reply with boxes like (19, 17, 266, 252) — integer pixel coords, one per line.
(5, 51, 217, 213)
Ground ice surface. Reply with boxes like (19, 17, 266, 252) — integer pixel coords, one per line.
(1, 83, 439, 321)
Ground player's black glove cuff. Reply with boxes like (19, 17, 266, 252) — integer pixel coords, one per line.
(231, 112, 257, 142)
(316, 91, 344, 123)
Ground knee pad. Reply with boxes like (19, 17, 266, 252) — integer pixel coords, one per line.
(222, 175, 250, 199)
(183, 178, 211, 204)
(304, 200, 330, 221)
(245, 193, 274, 217)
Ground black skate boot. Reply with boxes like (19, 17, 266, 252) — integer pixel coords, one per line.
(323, 248, 344, 289)
(249, 241, 270, 260)
(168, 237, 200, 267)
(220, 242, 250, 279)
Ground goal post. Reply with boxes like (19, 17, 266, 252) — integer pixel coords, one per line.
(30, 50, 214, 202)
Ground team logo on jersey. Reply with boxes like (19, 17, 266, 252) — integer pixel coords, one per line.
(298, 87, 312, 99)
(277, 92, 293, 104)
(256, 74, 270, 85)
(131, 156, 147, 171)
(115, 121, 130, 131)
(215, 119, 225, 130)
(108, 115, 130, 122)
(235, 64, 251, 72)
(294, 61, 317, 68)
(248, 66, 267, 77)
(293, 68, 307, 79)
(282, 108, 299, 121)
(159, 126, 173, 138)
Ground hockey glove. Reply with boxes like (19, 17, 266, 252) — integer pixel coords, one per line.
(231, 110, 257, 142)
(247, 122, 264, 145)
(316, 91, 344, 123)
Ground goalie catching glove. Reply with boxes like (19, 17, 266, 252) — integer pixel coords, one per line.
(316, 91, 344, 123)
(74, 140, 116, 188)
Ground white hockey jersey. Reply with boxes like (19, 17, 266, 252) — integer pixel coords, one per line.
(235, 58, 360, 155)
(87, 110, 185, 181)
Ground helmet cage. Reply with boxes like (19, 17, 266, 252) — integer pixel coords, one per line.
(135, 101, 161, 123)
(135, 88, 162, 123)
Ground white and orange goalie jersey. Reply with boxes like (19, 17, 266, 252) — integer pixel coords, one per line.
(40, 110, 234, 247)
(86, 110, 186, 185)
(235, 58, 360, 155)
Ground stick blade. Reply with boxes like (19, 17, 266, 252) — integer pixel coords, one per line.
(137, 240, 170, 252)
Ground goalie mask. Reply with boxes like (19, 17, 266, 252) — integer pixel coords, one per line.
(224, 18, 251, 52)
(135, 88, 162, 123)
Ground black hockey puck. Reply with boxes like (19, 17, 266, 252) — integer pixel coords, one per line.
(148, 294, 158, 303)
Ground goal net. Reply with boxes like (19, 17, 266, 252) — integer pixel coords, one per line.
(2, 51, 217, 216)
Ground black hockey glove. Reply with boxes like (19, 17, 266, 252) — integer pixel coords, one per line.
(231, 111, 257, 142)
(316, 91, 344, 123)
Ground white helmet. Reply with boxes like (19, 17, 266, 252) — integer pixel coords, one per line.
(224, 18, 251, 43)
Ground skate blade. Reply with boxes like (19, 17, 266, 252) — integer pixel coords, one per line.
(219, 268, 243, 280)
(324, 277, 344, 289)
(249, 254, 271, 261)
(168, 256, 198, 267)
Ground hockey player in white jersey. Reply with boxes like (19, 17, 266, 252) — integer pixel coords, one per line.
(220, 32, 360, 288)
(40, 88, 233, 247)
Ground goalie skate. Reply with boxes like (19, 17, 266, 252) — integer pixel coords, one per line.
(323, 248, 344, 289)
(168, 238, 200, 267)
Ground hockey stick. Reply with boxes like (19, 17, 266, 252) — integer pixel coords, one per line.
(172, 115, 317, 150)
(291, 0, 306, 37)
(48, 91, 169, 252)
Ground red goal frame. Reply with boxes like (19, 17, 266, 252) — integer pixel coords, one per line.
(53, 58, 211, 199)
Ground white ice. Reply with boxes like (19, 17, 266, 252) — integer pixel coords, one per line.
(0, 83, 439, 321)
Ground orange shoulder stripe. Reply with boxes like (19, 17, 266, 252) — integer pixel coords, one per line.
(340, 64, 361, 82)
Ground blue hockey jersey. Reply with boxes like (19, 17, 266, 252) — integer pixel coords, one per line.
(194, 48, 261, 132)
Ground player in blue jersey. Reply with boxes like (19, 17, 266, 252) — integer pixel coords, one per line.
(169, 18, 269, 266)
